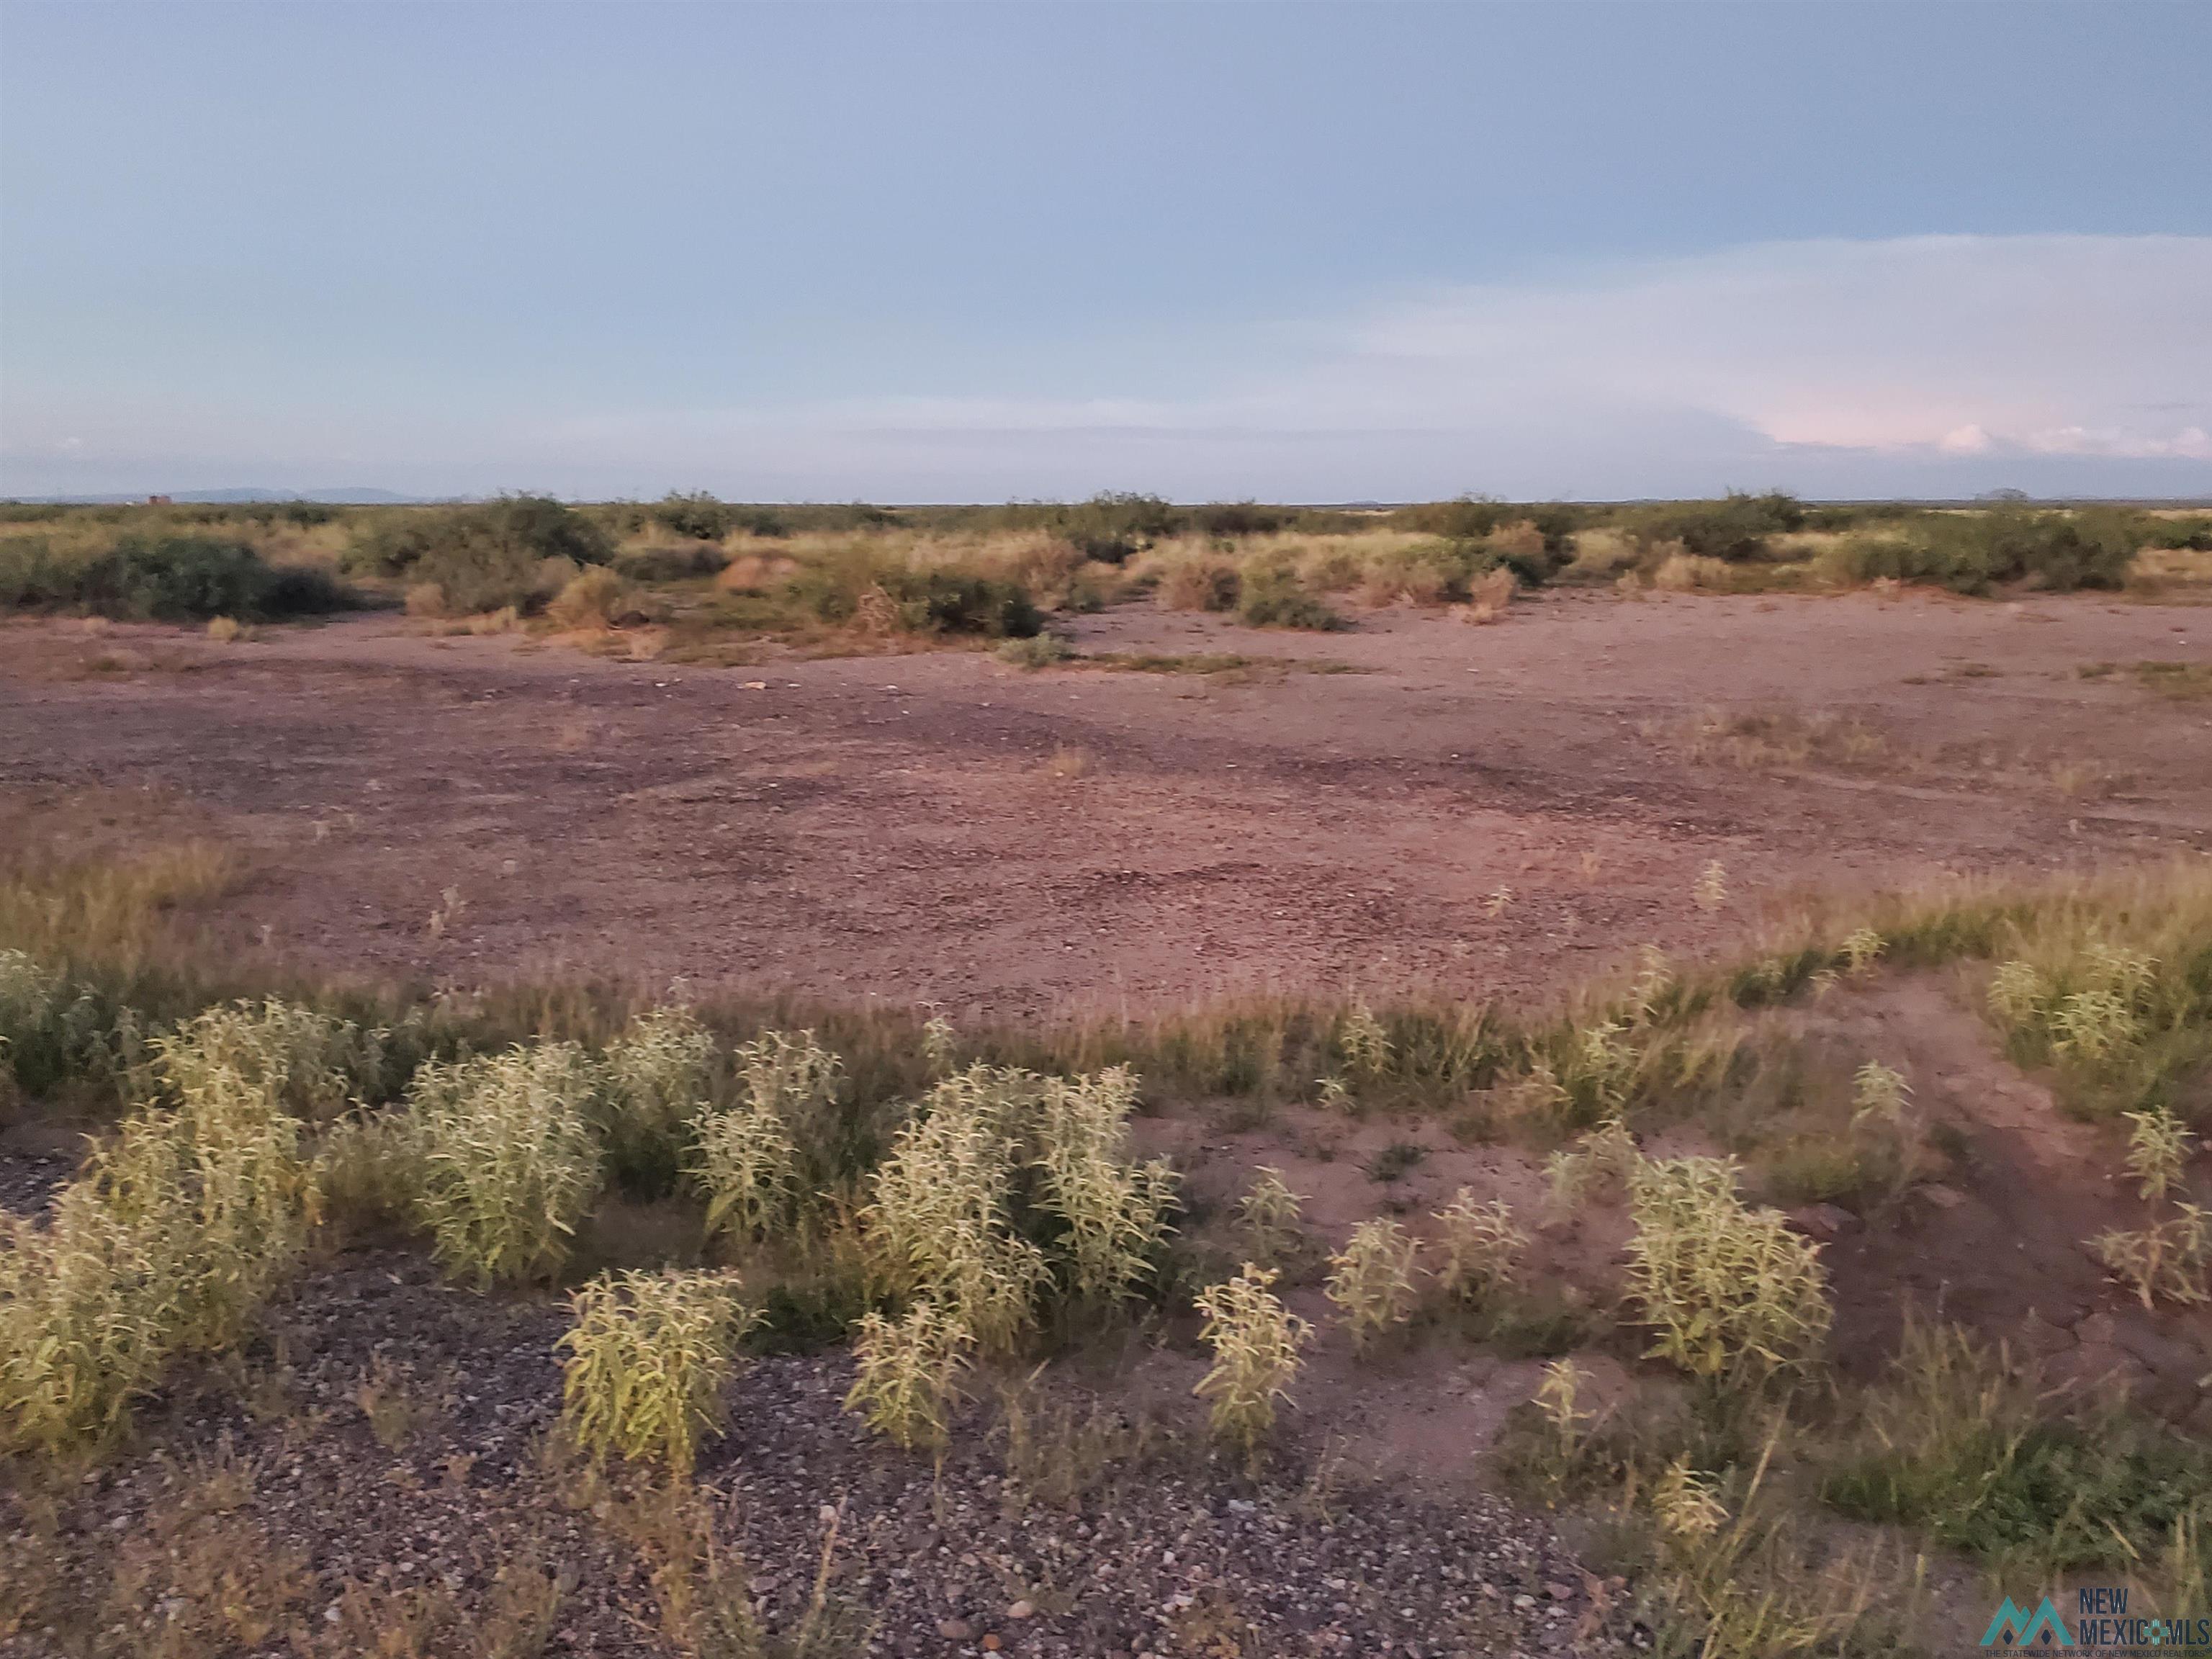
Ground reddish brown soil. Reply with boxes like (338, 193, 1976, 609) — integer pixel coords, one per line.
(4, 589, 2206, 1020)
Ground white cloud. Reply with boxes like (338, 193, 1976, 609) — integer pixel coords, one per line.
(6, 235, 2208, 498)
(536, 233, 2211, 494)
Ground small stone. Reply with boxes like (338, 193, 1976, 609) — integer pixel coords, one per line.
(1546, 1581, 1575, 1601)
(938, 1619, 974, 1641)
(1007, 1600, 1035, 1619)
(982, 1638, 1002, 1653)
(1786, 1203, 1858, 1241)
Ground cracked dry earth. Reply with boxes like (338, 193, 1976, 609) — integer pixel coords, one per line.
(0, 1255, 1639, 1659)
(2, 587, 2208, 1020)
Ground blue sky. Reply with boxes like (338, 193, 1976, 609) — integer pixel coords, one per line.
(4, 1, 2208, 501)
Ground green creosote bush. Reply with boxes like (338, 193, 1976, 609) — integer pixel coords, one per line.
(843, 1300, 974, 1451)
(1829, 506, 2139, 595)
(409, 1043, 604, 1286)
(1235, 565, 1344, 630)
(558, 1268, 757, 1474)
(783, 551, 1042, 639)
(1192, 1263, 1311, 1459)
(345, 495, 613, 616)
(547, 566, 650, 631)
(0, 535, 350, 622)
(652, 490, 736, 541)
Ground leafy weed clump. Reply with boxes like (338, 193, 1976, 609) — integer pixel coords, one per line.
(598, 1005, 715, 1195)
(844, 1300, 974, 1451)
(1624, 1154, 1831, 1386)
(559, 1268, 756, 1474)
(1324, 1217, 1420, 1349)
(409, 1043, 604, 1285)
(1, 1064, 319, 1453)
(1192, 1264, 1311, 1460)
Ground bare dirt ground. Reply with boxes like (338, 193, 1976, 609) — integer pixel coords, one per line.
(4, 589, 2207, 1020)
(6, 590, 2212, 1657)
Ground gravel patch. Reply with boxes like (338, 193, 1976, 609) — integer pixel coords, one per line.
(1, 1253, 1644, 1656)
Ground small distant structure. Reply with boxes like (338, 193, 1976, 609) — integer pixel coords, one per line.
(146, 494, 172, 505)
(1975, 487, 2030, 503)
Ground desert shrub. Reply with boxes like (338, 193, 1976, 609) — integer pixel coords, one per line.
(2143, 514, 2212, 552)
(1432, 1190, 1527, 1305)
(409, 1043, 603, 1285)
(996, 633, 1075, 669)
(1154, 556, 1242, 612)
(1390, 496, 1514, 541)
(600, 1006, 715, 1195)
(1236, 565, 1342, 630)
(1324, 1217, 1420, 1347)
(558, 1268, 755, 1473)
(652, 491, 735, 541)
(1624, 1154, 1831, 1385)
(614, 541, 727, 582)
(784, 552, 1041, 639)
(547, 566, 649, 631)
(1352, 537, 1486, 606)
(1630, 492, 1806, 564)
(844, 1300, 973, 1450)
(1040, 492, 1179, 562)
(1178, 501, 1276, 536)
(1833, 508, 2136, 595)
(0, 535, 348, 621)
(345, 496, 611, 615)
(1192, 1264, 1311, 1459)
